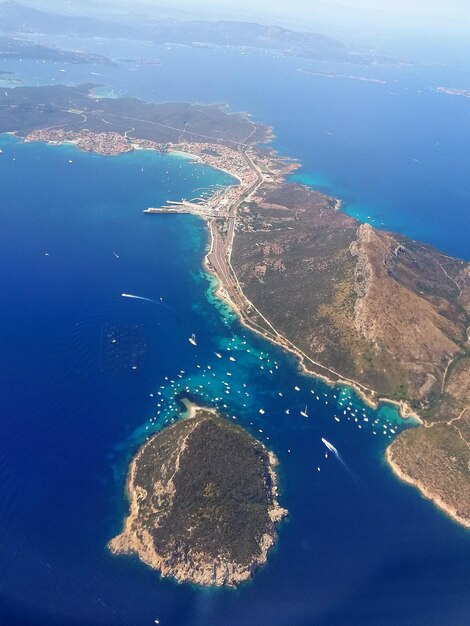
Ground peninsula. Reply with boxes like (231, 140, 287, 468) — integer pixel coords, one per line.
(1, 84, 468, 530)
(109, 404, 287, 587)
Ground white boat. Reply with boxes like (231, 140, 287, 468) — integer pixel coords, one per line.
(189, 333, 197, 346)
(259, 409, 265, 415)
(214, 352, 222, 358)
(321, 438, 336, 454)
(300, 405, 309, 418)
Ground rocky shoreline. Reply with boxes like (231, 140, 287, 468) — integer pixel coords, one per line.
(386, 424, 470, 529)
(109, 405, 287, 587)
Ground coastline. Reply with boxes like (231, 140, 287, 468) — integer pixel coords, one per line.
(386, 447, 470, 531)
(160, 148, 244, 184)
(109, 402, 287, 586)
(202, 215, 421, 424)
(16, 128, 425, 423)
(16, 127, 465, 531)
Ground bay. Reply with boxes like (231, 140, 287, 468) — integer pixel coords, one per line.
(0, 36, 470, 626)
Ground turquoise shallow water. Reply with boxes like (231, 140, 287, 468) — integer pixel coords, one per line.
(1, 36, 470, 626)
(0, 133, 469, 626)
(3, 36, 470, 260)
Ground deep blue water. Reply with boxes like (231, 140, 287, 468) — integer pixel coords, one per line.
(3, 35, 470, 259)
(0, 35, 470, 626)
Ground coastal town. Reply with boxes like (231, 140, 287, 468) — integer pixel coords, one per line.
(25, 128, 135, 156)
(24, 128, 294, 187)
(24, 126, 299, 323)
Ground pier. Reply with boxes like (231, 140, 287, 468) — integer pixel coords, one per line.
(144, 199, 227, 218)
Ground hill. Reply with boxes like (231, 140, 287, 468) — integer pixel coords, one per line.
(232, 183, 470, 527)
(0, 83, 268, 145)
(109, 405, 287, 586)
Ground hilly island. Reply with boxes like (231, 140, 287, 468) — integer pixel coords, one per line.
(1, 82, 468, 547)
(108, 404, 287, 587)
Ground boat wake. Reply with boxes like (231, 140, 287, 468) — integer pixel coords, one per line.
(121, 293, 158, 304)
(321, 437, 346, 467)
(320, 437, 363, 485)
(120, 292, 184, 322)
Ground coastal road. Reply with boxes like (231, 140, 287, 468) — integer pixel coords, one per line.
(206, 146, 264, 312)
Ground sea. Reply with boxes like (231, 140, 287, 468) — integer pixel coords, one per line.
(0, 33, 469, 626)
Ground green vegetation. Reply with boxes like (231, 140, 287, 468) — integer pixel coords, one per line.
(390, 384, 409, 402)
(234, 184, 470, 407)
(130, 408, 285, 572)
(148, 415, 275, 564)
(389, 421, 470, 526)
(0, 84, 266, 145)
(233, 181, 470, 528)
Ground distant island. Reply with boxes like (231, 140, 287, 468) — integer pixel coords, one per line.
(0, 35, 115, 65)
(435, 87, 470, 99)
(119, 58, 162, 67)
(0, 1, 403, 67)
(109, 403, 287, 587)
(299, 68, 387, 84)
(0, 83, 468, 531)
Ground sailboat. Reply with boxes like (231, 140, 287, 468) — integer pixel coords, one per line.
(300, 405, 309, 418)
(189, 333, 197, 346)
